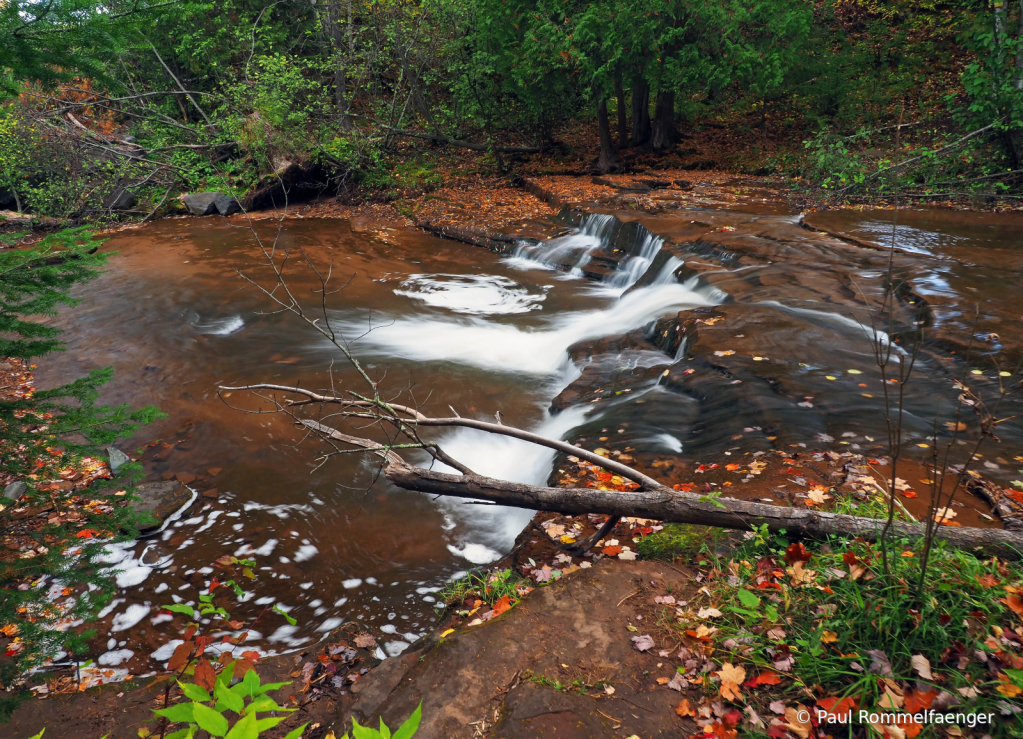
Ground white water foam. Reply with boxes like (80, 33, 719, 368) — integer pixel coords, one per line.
(395, 273, 549, 315)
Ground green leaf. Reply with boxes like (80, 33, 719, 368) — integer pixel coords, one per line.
(215, 682, 245, 714)
(256, 715, 289, 732)
(166, 729, 196, 739)
(273, 604, 297, 625)
(248, 695, 288, 713)
(736, 589, 760, 609)
(282, 724, 309, 739)
(380, 717, 392, 739)
(27, 731, 45, 739)
(224, 711, 258, 739)
(153, 702, 197, 724)
(351, 718, 384, 739)
(1005, 668, 1023, 688)
(192, 703, 230, 737)
(162, 604, 199, 619)
(242, 665, 261, 695)
(393, 701, 422, 739)
(764, 604, 780, 622)
(178, 681, 211, 703)
(256, 680, 291, 695)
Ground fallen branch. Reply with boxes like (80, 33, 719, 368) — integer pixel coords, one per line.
(298, 418, 1023, 560)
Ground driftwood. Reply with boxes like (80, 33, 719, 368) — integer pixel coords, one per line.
(298, 419, 1023, 561)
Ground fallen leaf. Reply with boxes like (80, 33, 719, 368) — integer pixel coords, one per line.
(997, 673, 1023, 698)
(1001, 595, 1023, 616)
(784, 542, 812, 564)
(910, 654, 933, 680)
(821, 631, 838, 643)
(769, 701, 786, 715)
(977, 575, 1000, 588)
(491, 595, 513, 616)
(786, 561, 816, 585)
(354, 633, 377, 649)
(602, 545, 623, 557)
(783, 706, 811, 738)
(934, 507, 957, 524)
(746, 670, 782, 687)
(632, 634, 655, 652)
(676, 698, 695, 717)
(698, 607, 724, 619)
(903, 690, 936, 713)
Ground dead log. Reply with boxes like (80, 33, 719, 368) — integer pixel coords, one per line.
(383, 462, 1023, 560)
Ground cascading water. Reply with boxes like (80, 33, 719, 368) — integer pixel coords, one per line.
(507, 212, 617, 276)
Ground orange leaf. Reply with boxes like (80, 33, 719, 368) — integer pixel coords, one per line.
(76, 529, 98, 539)
(492, 595, 513, 616)
(603, 545, 623, 557)
(1001, 595, 1023, 616)
(725, 463, 740, 471)
(193, 658, 216, 691)
(167, 641, 194, 672)
(676, 698, 695, 717)
(817, 696, 858, 714)
(903, 689, 936, 714)
(977, 575, 999, 588)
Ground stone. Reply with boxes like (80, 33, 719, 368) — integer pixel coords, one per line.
(182, 192, 222, 216)
(182, 191, 241, 216)
(102, 188, 138, 211)
(4, 480, 27, 501)
(213, 194, 241, 216)
(106, 446, 131, 472)
(131, 481, 194, 531)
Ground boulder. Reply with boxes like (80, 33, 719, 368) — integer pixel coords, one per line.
(182, 192, 220, 215)
(182, 191, 241, 216)
(4, 480, 27, 502)
(131, 481, 194, 532)
(214, 193, 241, 215)
(102, 188, 138, 211)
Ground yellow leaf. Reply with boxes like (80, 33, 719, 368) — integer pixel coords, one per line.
(440, 629, 455, 638)
(821, 631, 838, 643)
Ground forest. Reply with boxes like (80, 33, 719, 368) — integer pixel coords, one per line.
(1, 0, 1023, 217)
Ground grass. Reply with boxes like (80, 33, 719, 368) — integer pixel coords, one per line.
(651, 526, 1023, 738)
(636, 523, 730, 565)
(438, 568, 527, 609)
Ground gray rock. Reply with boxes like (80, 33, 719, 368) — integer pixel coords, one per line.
(106, 446, 131, 472)
(182, 192, 222, 216)
(4, 480, 27, 501)
(182, 191, 241, 216)
(131, 481, 195, 532)
(103, 188, 138, 211)
(213, 193, 241, 216)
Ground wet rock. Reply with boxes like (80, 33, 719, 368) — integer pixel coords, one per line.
(4, 480, 27, 501)
(131, 481, 194, 532)
(102, 188, 138, 211)
(106, 446, 131, 472)
(182, 192, 240, 216)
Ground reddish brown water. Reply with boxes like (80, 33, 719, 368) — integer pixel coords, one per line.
(34, 202, 1023, 675)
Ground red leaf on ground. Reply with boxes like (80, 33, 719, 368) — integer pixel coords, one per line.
(785, 543, 811, 564)
(746, 670, 783, 687)
(977, 575, 1000, 588)
(842, 551, 860, 566)
(817, 696, 857, 714)
(603, 545, 623, 557)
(1001, 595, 1023, 616)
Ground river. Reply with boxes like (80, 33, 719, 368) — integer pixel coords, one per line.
(35, 195, 1023, 676)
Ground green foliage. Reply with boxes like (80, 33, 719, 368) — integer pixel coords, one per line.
(341, 702, 422, 739)
(439, 567, 524, 607)
(698, 534, 1023, 730)
(636, 524, 721, 563)
(152, 670, 307, 739)
(0, 1, 170, 99)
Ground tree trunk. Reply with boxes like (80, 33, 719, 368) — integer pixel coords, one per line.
(596, 98, 617, 173)
(614, 66, 629, 149)
(384, 462, 1023, 561)
(1016, 0, 1023, 90)
(630, 77, 650, 147)
(651, 90, 676, 151)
